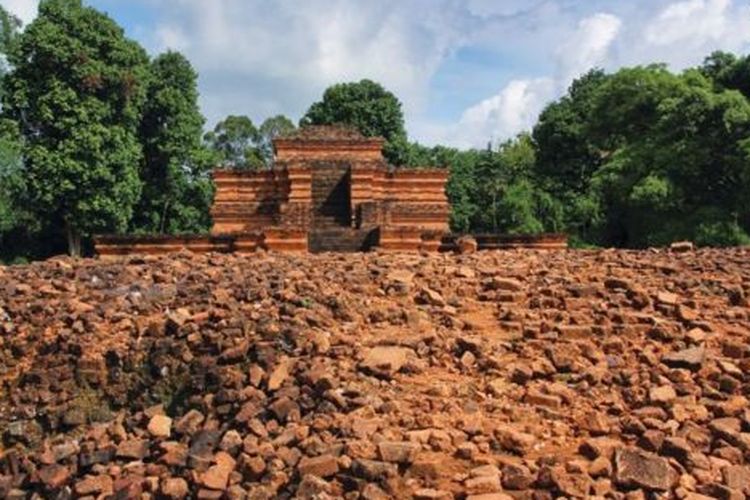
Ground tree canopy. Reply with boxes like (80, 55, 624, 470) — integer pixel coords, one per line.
(3, 0, 150, 256)
(258, 115, 296, 165)
(204, 114, 297, 169)
(1, 0, 750, 260)
(131, 51, 214, 234)
(405, 58, 750, 248)
(301, 79, 408, 165)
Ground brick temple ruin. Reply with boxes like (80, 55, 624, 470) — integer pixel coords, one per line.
(211, 125, 451, 252)
(96, 126, 452, 256)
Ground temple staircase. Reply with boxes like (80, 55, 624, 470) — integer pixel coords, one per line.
(308, 163, 378, 252)
(308, 227, 377, 253)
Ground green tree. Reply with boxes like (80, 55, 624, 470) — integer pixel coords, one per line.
(587, 66, 750, 247)
(702, 51, 750, 99)
(257, 115, 296, 166)
(474, 134, 558, 234)
(406, 142, 481, 232)
(0, 122, 23, 234)
(0, 6, 21, 78)
(533, 69, 610, 194)
(204, 115, 263, 169)
(0, 5, 22, 239)
(300, 79, 408, 165)
(3, 0, 150, 256)
(132, 51, 214, 234)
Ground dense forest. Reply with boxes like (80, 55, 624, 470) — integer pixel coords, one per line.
(1, 0, 749, 261)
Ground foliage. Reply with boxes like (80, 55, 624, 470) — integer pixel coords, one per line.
(1, 0, 749, 258)
(471, 134, 562, 234)
(406, 142, 481, 232)
(132, 51, 214, 234)
(702, 51, 750, 100)
(205, 114, 296, 170)
(301, 79, 408, 165)
(409, 134, 561, 236)
(0, 123, 23, 233)
(3, 0, 150, 256)
(0, 6, 21, 79)
(524, 62, 750, 248)
(258, 115, 296, 165)
(204, 115, 263, 169)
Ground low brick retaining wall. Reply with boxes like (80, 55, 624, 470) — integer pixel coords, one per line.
(94, 233, 266, 258)
(94, 231, 568, 257)
(440, 233, 569, 252)
(474, 233, 568, 250)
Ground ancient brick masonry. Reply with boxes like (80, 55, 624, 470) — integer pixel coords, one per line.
(95, 125, 567, 256)
(209, 126, 451, 252)
(96, 126, 450, 255)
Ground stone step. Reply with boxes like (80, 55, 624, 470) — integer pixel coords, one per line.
(313, 200, 349, 208)
(308, 228, 377, 253)
(311, 187, 348, 195)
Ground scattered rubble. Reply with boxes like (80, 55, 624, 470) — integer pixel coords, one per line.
(1, 247, 750, 498)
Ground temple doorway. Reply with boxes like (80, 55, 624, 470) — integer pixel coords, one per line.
(311, 162, 351, 228)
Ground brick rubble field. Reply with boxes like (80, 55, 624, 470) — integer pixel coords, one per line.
(1, 248, 750, 499)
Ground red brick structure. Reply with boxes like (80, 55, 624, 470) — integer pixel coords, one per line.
(96, 126, 451, 256)
(209, 126, 450, 252)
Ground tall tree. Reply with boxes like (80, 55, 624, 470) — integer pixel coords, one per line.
(473, 134, 560, 234)
(300, 79, 409, 165)
(532, 69, 612, 244)
(0, 5, 22, 230)
(406, 142, 480, 232)
(0, 6, 21, 78)
(257, 115, 295, 166)
(3, 0, 149, 256)
(702, 51, 750, 99)
(132, 51, 213, 234)
(204, 115, 263, 169)
(0, 121, 22, 234)
(533, 69, 610, 195)
(587, 66, 750, 247)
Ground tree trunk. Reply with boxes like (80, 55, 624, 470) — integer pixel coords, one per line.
(65, 221, 82, 258)
(159, 200, 170, 234)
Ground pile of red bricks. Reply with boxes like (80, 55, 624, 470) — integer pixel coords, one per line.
(1, 246, 749, 498)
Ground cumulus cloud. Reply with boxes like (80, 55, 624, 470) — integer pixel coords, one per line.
(445, 0, 750, 147)
(645, 0, 733, 46)
(556, 13, 621, 85)
(637, 0, 750, 68)
(452, 78, 555, 148)
(1, 0, 38, 25)
(2, 0, 750, 148)
(143, 0, 470, 127)
(445, 11, 620, 147)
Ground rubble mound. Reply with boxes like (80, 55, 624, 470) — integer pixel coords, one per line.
(1, 248, 750, 499)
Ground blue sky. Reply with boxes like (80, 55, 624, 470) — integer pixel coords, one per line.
(3, 0, 750, 147)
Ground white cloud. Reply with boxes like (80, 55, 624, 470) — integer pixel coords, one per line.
(1, 0, 38, 26)
(444, 11, 620, 148)
(636, 0, 750, 68)
(445, 0, 750, 148)
(144, 0, 469, 128)
(451, 78, 555, 148)
(556, 13, 621, 85)
(645, 0, 731, 46)
(4, 0, 750, 150)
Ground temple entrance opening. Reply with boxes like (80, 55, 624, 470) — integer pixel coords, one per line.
(311, 162, 351, 228)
